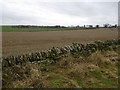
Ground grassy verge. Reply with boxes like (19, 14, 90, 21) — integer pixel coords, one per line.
(2, 50, 118, 88)
(1, 26, 86, 32)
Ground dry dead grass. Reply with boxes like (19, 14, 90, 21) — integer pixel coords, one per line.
(3, 62, 44, 88)
(3, 50, 118, 88)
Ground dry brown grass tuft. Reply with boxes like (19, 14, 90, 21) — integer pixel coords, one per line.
(3, 50, 118, 88)
(4, 62, 44, 88)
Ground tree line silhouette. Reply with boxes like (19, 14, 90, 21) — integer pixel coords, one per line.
(11, 24, 117, 28)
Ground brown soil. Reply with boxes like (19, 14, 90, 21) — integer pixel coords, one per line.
(2, 28, 118, 56)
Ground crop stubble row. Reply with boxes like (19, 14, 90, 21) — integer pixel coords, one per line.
(2, 28, 118, 56)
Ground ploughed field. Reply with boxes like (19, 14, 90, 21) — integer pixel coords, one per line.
(2, 28, 119, 88)
(2, 28, 118, 56)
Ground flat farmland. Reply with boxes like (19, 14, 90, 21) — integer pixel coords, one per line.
(2, 28, 118, 56)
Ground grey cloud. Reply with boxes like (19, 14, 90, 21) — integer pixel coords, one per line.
(1, 0, 118, 26)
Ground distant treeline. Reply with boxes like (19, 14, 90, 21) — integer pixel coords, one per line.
(10, 24, 118, 28)
(11, 25, 66, 28)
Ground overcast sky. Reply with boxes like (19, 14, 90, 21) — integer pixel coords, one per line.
(1, 0, 119, 26)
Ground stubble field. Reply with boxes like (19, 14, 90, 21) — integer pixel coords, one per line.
(2, 28, 118, 56)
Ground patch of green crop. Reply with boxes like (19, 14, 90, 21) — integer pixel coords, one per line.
(76, 80, 83, 87)
(47, 73, 68, 88)
(90, 70, 102, 80)
(89, 69, 117, 88)
(1, 26, 82, 32)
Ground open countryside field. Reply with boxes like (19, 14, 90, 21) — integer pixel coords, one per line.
(2, 28, 118, 56)
(2, 28, 119, 88)
(2, 1, 119, 88)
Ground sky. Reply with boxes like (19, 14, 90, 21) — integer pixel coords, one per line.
(1, 0, 119, 26)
